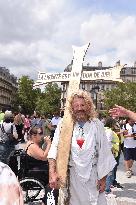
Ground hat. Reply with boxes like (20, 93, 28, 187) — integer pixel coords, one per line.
(4, 111, 13, 119)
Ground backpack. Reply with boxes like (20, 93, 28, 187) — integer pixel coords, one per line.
(0, 123, 15, 144)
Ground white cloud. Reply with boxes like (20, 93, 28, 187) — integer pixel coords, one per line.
(80, 14, 136, 66)
(0, 0, 136, 80)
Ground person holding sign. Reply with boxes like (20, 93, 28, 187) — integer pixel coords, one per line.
(48, 90, 116, 205)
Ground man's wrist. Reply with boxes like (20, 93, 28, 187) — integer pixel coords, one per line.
(48, 158, 56, 174)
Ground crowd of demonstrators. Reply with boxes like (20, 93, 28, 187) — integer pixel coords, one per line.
(48, 90, 116, 205)
(109, 105, 136, 177)
(1, 102, 136, 204)
(0, 111, 24, 204)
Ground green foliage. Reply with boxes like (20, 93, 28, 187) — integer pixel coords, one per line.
(12, 76, 61, 115)
(104, 82, 136, 112)
(12, 76, 40, 114)
(35, 83, 61, 114)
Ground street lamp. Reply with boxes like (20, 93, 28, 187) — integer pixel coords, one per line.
(100, 100, 103, 110)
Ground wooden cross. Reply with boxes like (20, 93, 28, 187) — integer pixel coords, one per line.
(56, 43, 90, 188)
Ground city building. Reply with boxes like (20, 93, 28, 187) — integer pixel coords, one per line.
(0, 67, 18, 110)
(61, 61, 136, 110)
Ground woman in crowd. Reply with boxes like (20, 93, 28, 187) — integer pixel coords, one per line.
(0, 111, 18, 164)
(25, 126, 56, 204)
(14, 112, 25, 143)
(0, 161, 24, 204)
(25, 126, 51, 172)
(24, 114, 31, 136)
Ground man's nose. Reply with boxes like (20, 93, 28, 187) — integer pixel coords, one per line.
(76, 105, 83, 110)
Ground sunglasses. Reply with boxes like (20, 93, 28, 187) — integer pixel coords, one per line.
(37, 132, 43, 135)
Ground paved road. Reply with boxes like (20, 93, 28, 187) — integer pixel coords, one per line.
(107, 154, 136, 204)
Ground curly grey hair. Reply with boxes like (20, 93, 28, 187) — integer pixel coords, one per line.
(68, 89, 97, 122)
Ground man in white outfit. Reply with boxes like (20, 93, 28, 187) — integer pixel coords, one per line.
(48, 90, 116, 205)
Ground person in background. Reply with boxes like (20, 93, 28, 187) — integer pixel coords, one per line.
(0, 161, 24, 204)
(33, 113, 44, 131)
(0, 108, 6, 124)
(25, 126, 52, 204)
(123, 119, 136, 178)
(104, 117, 122, 194)
(24, 114, 31, 136)
(50, 111, 61, 140)
(25, 126, 51, 165)
(30, 114, 36, 127)
(0, 111, 18, 164)
(42, 113, 52, 149)
(14, 112, 25, 143)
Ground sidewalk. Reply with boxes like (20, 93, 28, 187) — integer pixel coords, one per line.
(107, 154, 136, 205)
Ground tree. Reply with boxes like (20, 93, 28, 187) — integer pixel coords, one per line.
(12, 76, 41, 114)
(36, 83, 61, 114)
(104, 82, 136, 112)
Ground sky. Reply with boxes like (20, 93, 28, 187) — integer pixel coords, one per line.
(0, 0, 136, 80)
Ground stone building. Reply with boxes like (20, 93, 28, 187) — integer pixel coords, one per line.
(61, 61, 136, 110)
(0, 67, 18, 110)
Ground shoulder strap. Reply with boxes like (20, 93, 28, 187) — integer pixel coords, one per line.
(26, 142, 35, 153)
(1, 124, 13, 135)
(11, 125, 13, 134)
(1, 124, 6, 134)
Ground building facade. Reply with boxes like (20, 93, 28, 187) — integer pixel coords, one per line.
(0, 67, 18, 110)
(61, 61, 136, 110)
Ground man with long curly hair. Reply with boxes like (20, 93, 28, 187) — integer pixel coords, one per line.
(48, 90, 116, 205)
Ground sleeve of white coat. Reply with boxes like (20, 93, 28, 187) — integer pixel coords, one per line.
(47, 120, 62, 160)
(96, 119, 117, 180)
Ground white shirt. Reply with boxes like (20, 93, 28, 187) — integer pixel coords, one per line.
(0, 122, 17, 139)
(124, 123, 136, 148)
(51, 116, 61, 126)
(105, 128, 113, 150)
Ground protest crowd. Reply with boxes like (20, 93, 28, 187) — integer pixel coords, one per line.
(0, 92, 136, 205)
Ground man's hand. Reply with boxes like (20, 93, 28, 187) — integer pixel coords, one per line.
(97, 176, 106, 193)
(48, 159, 59, 189)
(109, 105, 128, 118)
(49, 172, 59, 189)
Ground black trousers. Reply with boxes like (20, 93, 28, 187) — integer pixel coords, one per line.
(0, 142, 14, 164)
(15, 124, 24, 140)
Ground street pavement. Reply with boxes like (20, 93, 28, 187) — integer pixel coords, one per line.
(107, 154, 136, 205)
(18, 142, 136, 205)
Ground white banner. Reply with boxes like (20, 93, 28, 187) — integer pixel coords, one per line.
(34, 66, 123, 86)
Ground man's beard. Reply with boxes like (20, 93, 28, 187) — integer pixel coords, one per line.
(73, 111, 87, 122)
